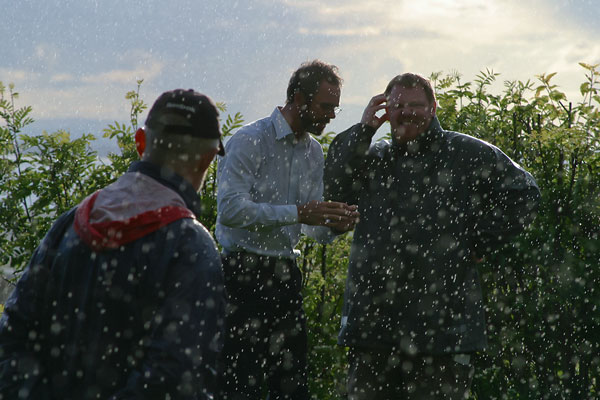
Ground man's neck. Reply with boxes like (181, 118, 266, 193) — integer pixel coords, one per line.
(279, 104, 306, 139)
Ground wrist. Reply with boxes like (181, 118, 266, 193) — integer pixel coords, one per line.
(296, 204, 304, 223)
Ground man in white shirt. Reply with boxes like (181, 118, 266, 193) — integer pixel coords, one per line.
(216, 60, 358, 400)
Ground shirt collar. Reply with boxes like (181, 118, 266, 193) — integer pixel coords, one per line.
(271, 107, 296, 141)
(128, 160, 203, 218)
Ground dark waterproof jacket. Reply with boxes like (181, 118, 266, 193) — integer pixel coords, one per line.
(324, 118, 540, 355)
(0, 161, 225, 400)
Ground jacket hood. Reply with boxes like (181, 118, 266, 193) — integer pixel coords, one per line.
(74, 172, 194, 251)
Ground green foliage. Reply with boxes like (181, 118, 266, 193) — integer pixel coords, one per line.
(2, 63, 600, 398)
(198, 108, 245, 234)
(431, 64, 600, 399)
(0, 80, 146, 275)
(102, 79, 146, 177)
(0, 85, 102, 272)
(298, 235, 353, 398)
(315, 130, 336, 156)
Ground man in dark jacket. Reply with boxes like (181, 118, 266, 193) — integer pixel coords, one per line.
(324, 73, 540, 399)
(0, 89, 226, 400)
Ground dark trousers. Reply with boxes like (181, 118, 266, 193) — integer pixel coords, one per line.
(347, 348, 474, 400)
(218, 252, 309, 400)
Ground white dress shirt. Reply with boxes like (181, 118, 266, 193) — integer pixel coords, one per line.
(216, 107, 335, 258)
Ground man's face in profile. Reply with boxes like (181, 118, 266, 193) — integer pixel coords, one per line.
(386, 85, 435, 145)
(299, 80, 341, 136)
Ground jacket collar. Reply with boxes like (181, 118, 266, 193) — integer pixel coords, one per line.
(128, 160, 203, 218)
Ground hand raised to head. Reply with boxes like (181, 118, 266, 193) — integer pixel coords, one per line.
(360, 94, 388, 130)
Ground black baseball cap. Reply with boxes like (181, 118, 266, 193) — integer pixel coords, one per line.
(145, 89, 225, 156)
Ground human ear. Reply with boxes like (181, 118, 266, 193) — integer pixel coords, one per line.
(135, 127, 146, 158)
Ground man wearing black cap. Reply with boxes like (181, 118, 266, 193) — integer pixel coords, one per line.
(0, 89, 226, 399)
(216, 60, 359, 400)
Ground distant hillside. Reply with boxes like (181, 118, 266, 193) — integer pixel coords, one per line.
(22, 117, 120, 157)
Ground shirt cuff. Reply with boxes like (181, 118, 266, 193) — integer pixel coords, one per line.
(281, 204, 299, 224)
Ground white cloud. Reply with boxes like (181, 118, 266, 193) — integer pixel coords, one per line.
(298, 26, 383, 37)
(4, 55, 166, 121)
(281, 0, 386, 17)
(0, 68, 41, 86)
(18, 85, 127, 120)
(50, 73, 76, 83)
(280, 0, 599, 106)
(80, 60, 164, 85)
(6, 0, 599, 135)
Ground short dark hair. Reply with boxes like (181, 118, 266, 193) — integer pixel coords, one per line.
(384, 73, 435, 105)
(286, 60, 343, 104)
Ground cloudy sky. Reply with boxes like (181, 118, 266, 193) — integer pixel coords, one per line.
(2, 0, 599, 152)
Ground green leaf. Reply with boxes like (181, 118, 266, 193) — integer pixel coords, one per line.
(579, 62, 599, 71)
(550, 90, 566, 102)
(580, 82, 591, 95)
(535, 85, 545, 98)
(546, 72, 558, 82)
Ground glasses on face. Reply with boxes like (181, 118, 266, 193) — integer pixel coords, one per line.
(317, 103, 342, 115)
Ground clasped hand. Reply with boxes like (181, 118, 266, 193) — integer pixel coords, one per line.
(297, 200, 359, 232)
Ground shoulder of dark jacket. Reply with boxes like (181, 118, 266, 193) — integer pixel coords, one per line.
(128, 160, 202, 218)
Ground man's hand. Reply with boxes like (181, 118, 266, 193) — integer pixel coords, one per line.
(360, 94, 388, 130)
(297, 201, 359, 232)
